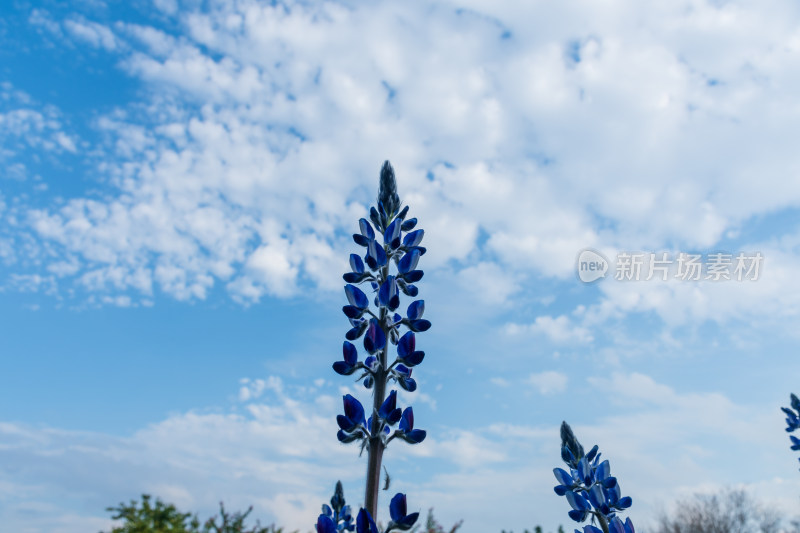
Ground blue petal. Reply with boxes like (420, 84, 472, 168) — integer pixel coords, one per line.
(322, 504, 332, 517)
(346, 321, 368, 341)
(343, 341, 358, 365)
(408, 319, 431, 332)
(553, 468, 573, 486)
(379, 390, 398, 419)
(402, 270, 424, 283)
(554, 485, 568, 496)
(596, 460, 610, 480)
(337, 429, 362, 443)
(399, 407, 414, 432)
(343, 394, 365, 426)
(384, 219, 402, 249)
(407, 300, 425, 320)
(398, 282, 418, 297)
(386, 407, 402, 425)
(404, 350, 425, 366)
(350, 253, 365, 274)
(401, 218, 417, 231)
(363, 319, 386, 354)
(399, 377, 417, 392)
(565, 491, 590, 511)
(353, 234, 371, 247)
(616, 496, 632, 509)
(578, 457, 592, 484)
(403, 229, 424, 247)
(607, 519, 624, 533)
(624, 518, 635, 533)
(586, 445, 599, 462)
(792, 393, 800, 412)
(337, 414, 356, 432)
(345, 285, 369, 309)
(398, 249, 420, 274)
(398, 331, 415, 358)
(343, 272, 365, 283)
(369, 207, 382, 233)
(356, 509, 379, 533)
(403, 429, 426, 443)
(333, 361, 356, 376)
(568, 510, 588, 523)
(588, 484, 605, 510)
(389, 493, 406, 522)
(317, 514, 337, 533)
(366, 240, 387, 269)
(359, 218, 375, 240)
(343, 306, 364, 319)
(363, 375, 374, 389)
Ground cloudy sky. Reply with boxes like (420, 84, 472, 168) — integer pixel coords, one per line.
(2, 0, 800, 532)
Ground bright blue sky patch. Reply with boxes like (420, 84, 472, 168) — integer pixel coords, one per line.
(2, 1, 800, 532)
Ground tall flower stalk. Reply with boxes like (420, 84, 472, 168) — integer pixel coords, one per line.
(319, 161, 428, 532)
(553, 422, 635, 533)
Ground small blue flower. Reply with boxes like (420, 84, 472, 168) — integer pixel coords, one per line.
(333, 341, 360, 376)
(365, 239, 388, 270)
(356, 508, 379, 533)
(378, 276, 400, 311)
(387, 493, 419, 531)
(344, 254, 370, 284)
(317, 514, 337, 533)
(363, 319, 386, 355)
(384, 218, 402, 250)
(396, 407, 426, 444)
(565, 490, 591, 522)
(397, 332, 425, 367)
(345, 318, 368, 341)
(379, 390, 402, 426)
(392, 364, 417, 392)
(343, 285, 370, 319)
(337, 394, 367, 438)
(353, 219, 376, 247)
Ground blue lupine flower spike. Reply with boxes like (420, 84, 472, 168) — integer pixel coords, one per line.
(556, 422, 635, 532)
(317, 482, 355, 532)
(329, 161, 430, 520)
(782, 393, 800, 471)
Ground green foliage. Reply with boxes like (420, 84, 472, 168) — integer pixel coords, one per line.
(103, 494, 199, 533)
(101, 494, 287, 533)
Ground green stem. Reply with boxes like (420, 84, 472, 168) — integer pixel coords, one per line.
(364, 259, 391, 518)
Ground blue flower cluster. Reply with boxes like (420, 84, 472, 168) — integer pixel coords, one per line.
(334, 161, 429, 449)
(554, 422, 635, 533)
(316, 482, 419, 533)
(781, 393, 800, 470)
(320, 161, 426, 531)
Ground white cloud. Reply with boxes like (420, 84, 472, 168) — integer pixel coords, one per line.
(506, 314, 594, 344)
(526, 370, 568, 395)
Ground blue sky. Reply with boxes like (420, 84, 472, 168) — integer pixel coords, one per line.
(2, 0, 800, 532)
